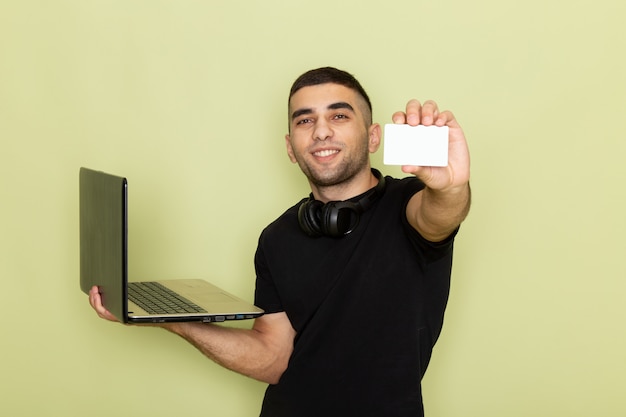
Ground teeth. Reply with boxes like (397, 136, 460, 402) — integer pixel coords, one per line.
(314, 149, 339, 157)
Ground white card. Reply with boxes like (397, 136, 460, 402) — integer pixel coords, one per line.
(383, 124, 449, 166)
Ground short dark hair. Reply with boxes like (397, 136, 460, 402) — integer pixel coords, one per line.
(288, 67, 372, 121)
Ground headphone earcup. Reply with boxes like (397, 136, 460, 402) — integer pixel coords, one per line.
(320, 203, 359, 237)
(298, 199, 324, 237)
(319, 204, 336, 237)
(319, 203, 342, 237)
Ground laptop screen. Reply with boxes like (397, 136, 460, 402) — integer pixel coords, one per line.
(79, 167, 128, 322)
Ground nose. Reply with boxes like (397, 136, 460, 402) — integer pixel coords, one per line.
(313, 119, 332, 142)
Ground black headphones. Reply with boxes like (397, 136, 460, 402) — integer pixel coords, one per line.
(297, 169, 386, 238)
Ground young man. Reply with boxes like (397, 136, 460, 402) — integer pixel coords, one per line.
(89, 67, 471, 416)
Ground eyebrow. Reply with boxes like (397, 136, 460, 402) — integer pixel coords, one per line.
(291, 101, 355, 122)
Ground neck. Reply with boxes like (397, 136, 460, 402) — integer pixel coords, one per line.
(310, 167, 378, 203)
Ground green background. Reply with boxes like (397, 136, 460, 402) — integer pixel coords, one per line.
(2, 1, 625, 416)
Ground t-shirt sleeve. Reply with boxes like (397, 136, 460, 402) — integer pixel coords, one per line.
(253, 234, 285, 314)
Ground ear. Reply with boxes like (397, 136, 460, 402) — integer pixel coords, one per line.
(285, 134, 298, 163)
(367, 123, 382, 153)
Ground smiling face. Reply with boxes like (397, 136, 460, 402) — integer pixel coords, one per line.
(285, 83, 381, 193)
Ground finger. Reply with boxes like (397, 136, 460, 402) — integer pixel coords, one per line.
(101, 310, 119, 322)
(88, 286, 99, 308)
(420, 100, 440, 126)
(405, 99, 422, 126)
(89, 286, 104, 308)
(89, 286, 115, 320)
(434, 110, 459, 128)
(391, 111, 407, 124)
(401, 165, 438, 187)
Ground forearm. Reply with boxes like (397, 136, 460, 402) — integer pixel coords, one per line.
(410, 183, 471, 242)
(88, 283, 294, 384)
(163, 314, 295, 385)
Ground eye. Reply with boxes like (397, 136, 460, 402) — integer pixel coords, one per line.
(333, 113, 348, 120)
(296, 118, 313, 125)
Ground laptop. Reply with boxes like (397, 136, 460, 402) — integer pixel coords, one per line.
(79, 167, 264, 324)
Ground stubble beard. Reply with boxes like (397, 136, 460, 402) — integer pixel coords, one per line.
(297, 138, 370, 189)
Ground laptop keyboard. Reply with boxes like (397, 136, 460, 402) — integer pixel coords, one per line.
(128, 281, 208, 315)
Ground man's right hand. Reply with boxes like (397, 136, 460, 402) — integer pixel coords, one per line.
(88, 285, 121, 323)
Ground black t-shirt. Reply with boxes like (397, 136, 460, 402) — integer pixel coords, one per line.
(254, 175, 457, 417)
